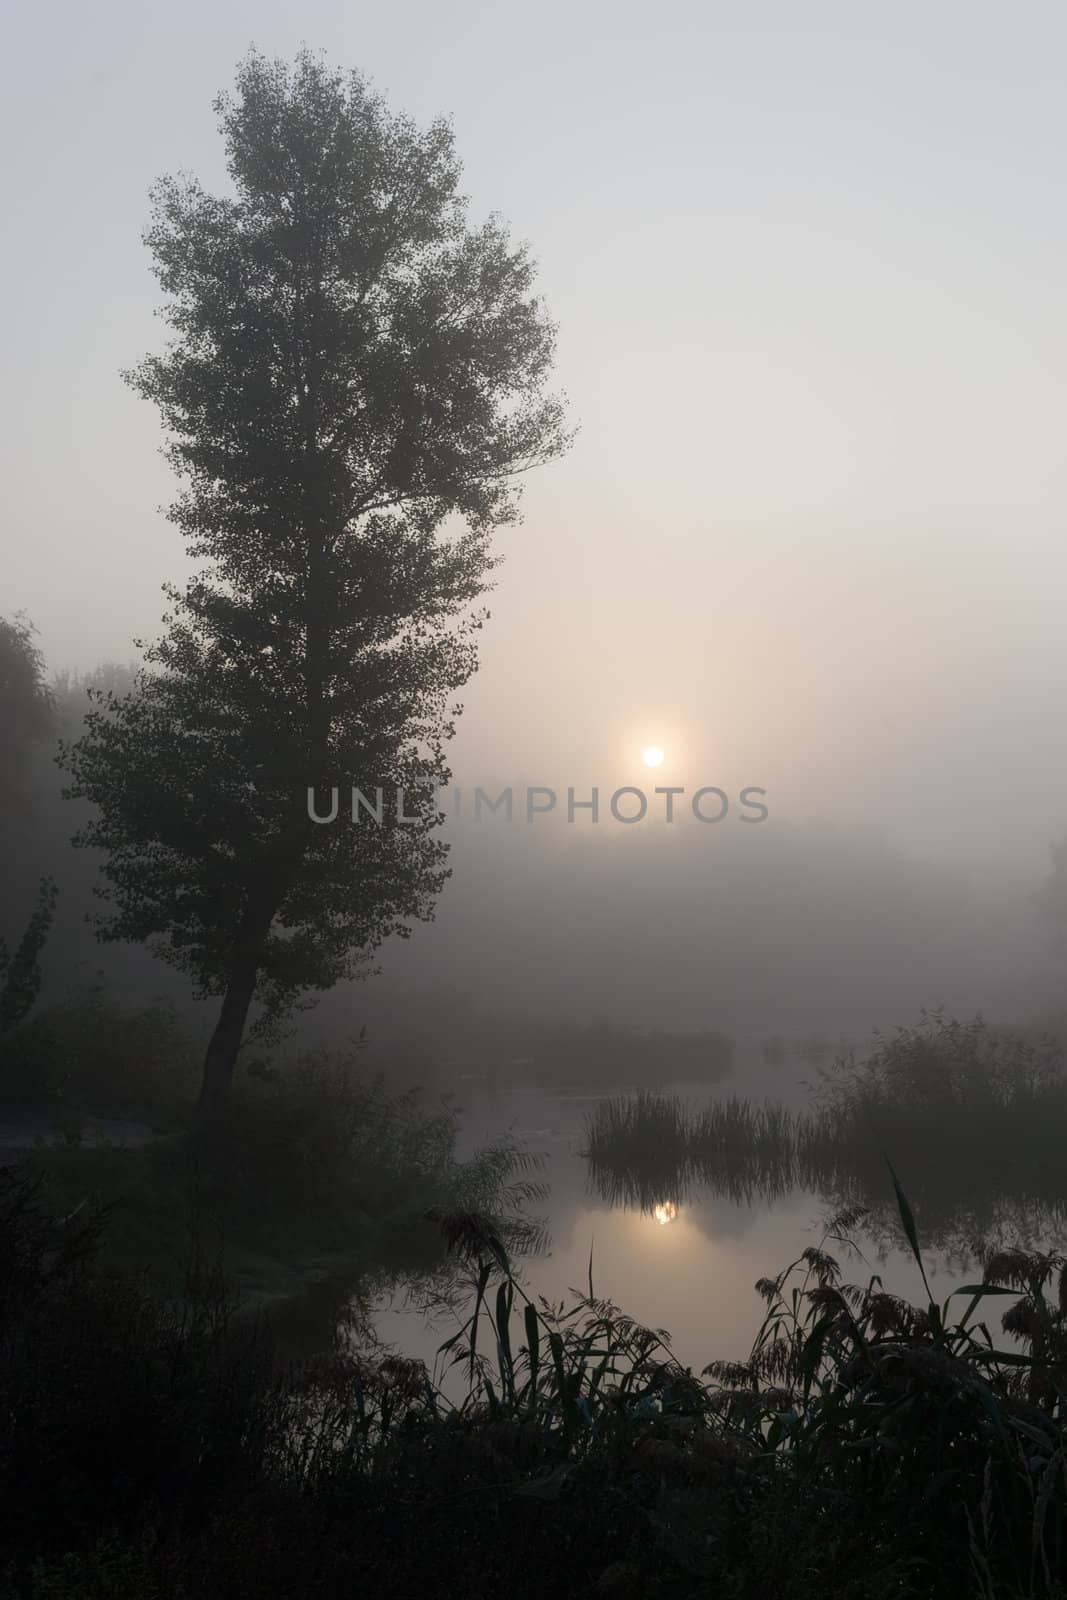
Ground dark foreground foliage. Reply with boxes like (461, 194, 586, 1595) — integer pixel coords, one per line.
(2, 1163, 1067, 1599)
(0, 986, 197, 1116)
(9, 1041, 546, 1318)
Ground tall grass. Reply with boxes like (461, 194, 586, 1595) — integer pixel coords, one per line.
(585, 1089, 822, 1207)
(421, 1180, 1067, 1598)
(7, 1158, 1067, 1597)
(585, 1016, 1067, 1253)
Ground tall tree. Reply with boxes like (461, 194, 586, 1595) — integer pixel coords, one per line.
(62, 50, 569, 1133)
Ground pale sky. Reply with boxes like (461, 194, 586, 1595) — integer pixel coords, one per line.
(4, 0, 1067, 875)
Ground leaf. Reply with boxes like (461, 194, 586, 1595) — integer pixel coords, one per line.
(524, 1303, 541, 1411)
(884, 1155, 938, 1323)
(885, 1156, 921, 1267)
(496, 1279, 514, 1399)
(951, 1285, 1022, 1298)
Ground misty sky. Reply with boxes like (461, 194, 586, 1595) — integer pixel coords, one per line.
(4, 0, 1067, 877)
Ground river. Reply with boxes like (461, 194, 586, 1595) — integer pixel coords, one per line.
(369, 1049, 1044, 1386)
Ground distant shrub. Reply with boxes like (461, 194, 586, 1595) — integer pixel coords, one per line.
(0, 986, 197, 1113)
(220, 1047, 547, 1277)
(11, 1027, 548, 1330)
(815, 1011, 1067, 1120)
(584, 1015, 1067, 1255)
(226, 1047, 456, 1231)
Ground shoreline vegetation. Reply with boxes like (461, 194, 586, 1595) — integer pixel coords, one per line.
(0, 981, 551, 1323)
(5, 34, 1067, 1600)
(1, 1006, 1067, 1592)
(4, 1151, 1067, 1598)
(5, 858, 1067, 1597)
(585, 1014, 1067, 1256)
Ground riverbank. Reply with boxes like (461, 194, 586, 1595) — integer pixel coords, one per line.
(2, 1040, 545, 1341)
(3, 1160, 1065, 1600)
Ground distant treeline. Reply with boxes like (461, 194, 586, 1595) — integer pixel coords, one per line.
(353, 1004, 737, 1091)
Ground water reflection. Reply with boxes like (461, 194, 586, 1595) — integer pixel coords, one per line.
(367, 1036, 1067, 1383)
(583, 1090, 1067, 1268)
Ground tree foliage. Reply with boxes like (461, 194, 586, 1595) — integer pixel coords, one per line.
(0, 876, 57, 1036)
(0, 613, 54, 824)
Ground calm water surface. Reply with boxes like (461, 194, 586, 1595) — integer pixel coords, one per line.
(371, 1056, 1019, 1381)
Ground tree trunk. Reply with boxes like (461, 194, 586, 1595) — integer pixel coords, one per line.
(193, 962, 259, 1142)
(192, 876, 293, 1143)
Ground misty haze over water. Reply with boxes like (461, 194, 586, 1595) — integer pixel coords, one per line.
(6, 9, 1067, 1596)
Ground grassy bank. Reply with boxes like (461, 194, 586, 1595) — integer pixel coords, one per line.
(2, 1162, 1067, 1598)
(0, 994, 546, 1321)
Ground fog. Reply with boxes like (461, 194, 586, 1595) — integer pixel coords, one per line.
(8, 673, 1064, 1071)
(362, 805, 1058, 1033)
(7, 3, 1067, 871)
(7, 10, 1067, 1592)
(6, 5, 1067, 1059)
(4, 4, 1067, 1064)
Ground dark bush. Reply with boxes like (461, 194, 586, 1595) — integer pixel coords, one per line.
(0, 987, 197, 1114)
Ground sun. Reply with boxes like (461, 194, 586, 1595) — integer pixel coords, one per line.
(641, 745, 665, 769)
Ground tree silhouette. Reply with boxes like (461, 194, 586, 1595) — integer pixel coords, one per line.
(0, 614, 54, 824)
(0, 614, 56, 937)
(62, 50, 570, 1133)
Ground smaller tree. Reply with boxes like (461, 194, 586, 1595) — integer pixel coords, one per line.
(0, 614, 54, 821)
(0, 877, 58, 1036)
(1, 615, 57, 938)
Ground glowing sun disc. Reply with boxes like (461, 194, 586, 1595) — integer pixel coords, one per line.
(642, 745, 665, 769)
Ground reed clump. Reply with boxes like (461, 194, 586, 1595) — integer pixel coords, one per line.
(585, 1015, 1067, 1244)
